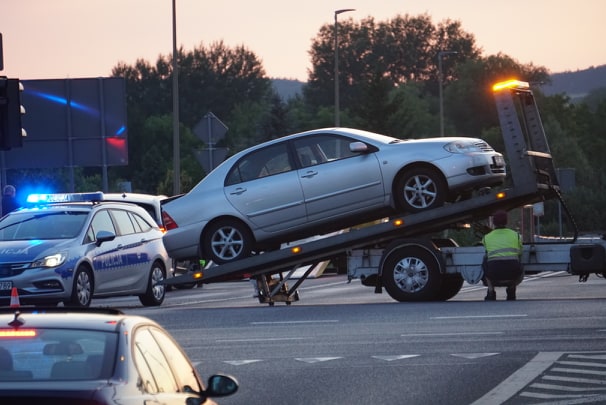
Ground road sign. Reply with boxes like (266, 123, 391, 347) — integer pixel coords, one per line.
(195, 147, 229, 174)
(193, 112, 227, 144)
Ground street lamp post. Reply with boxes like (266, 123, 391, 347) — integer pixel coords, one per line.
(438, 50, 457, 137)
(334, 8, 355, 127)
(172, 0, 181, 195)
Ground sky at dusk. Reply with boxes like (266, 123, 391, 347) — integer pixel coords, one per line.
(1, 0, 605, 82)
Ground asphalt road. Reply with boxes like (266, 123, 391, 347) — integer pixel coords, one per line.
(102, 271, 606, 405)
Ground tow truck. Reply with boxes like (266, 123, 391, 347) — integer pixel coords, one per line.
(164, 79, 606, 304)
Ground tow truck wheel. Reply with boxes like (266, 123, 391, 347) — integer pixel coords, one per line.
(435, 274, 464, 301)
(395, 167, 446, 212)
(203, 219, 253, 264)
(381, 245, 442, 302)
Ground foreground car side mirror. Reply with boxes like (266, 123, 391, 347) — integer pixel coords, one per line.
(204, 374, 239, 397)
(349, 141, 369, 153)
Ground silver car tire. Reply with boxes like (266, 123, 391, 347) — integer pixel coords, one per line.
(203, 219, 253, 264)
(66, 266, 93, 307)
(139, 261, 166, 306)
(395, 167, 446, 212)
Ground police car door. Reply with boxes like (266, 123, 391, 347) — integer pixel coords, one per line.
(88, 209, 134, 294)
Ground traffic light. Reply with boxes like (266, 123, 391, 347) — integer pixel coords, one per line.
(0, 77, 26, 150)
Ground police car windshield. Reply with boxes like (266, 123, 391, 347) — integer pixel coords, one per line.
(0, 212, 88, 241)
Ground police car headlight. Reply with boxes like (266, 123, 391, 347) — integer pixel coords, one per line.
(33, 253, 67, 268)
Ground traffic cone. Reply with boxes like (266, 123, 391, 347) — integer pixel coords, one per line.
(10, 287, 20, 308)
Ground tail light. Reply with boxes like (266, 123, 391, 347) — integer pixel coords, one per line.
(162, 211, 178, 231)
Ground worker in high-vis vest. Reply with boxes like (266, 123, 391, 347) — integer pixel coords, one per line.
(481, 210, 523, 301)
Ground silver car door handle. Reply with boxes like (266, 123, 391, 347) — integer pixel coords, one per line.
(301, 171, 318, 178)
(230, 188, 247, 195)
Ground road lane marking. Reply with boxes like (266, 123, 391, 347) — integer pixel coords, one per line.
(471, 351, 563, 405)
(401, 332, 504, 337)
(251, 320, 339, 325)
(431, 314, 527, 319)
(295, 357, 342, 363)
(372, 355, 420, 361)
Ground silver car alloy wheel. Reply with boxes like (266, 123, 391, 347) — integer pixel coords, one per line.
(211, 226, 246, 261)
(403, 173, 438, 210)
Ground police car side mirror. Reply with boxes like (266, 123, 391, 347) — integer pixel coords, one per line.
(95, 230, 116, 246)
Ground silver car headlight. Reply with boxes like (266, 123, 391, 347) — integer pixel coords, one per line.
(32, 252, 67, 268)
(444, 140, 484, 153)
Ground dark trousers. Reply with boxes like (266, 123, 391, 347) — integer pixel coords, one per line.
(483, 258, 523, 289)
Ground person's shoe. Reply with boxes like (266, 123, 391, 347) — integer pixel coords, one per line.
(506, 287, 516, 301)
(484, 290, 496, 301)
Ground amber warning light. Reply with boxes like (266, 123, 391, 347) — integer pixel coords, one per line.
(492, 79, 530, 92)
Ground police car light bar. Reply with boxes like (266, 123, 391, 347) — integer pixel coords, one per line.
(26, 192, 104, 204)
(492, 79, 530, 92)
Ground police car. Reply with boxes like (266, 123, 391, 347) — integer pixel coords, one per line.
(0, 192, 172, 307)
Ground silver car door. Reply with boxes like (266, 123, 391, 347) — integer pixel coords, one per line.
(294, 134, 385, 222)
(224, 142, 307, 232)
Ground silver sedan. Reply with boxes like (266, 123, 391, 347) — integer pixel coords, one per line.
(162, 128, 505, 264)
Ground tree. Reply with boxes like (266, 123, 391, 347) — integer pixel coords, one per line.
(304, 13, 481, 132)
(111, 41, 282, 193)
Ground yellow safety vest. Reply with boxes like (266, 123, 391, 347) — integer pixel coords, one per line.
(482, 228, 522, 261)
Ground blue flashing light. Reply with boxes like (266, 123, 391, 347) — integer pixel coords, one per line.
(26, 192, 104, 204)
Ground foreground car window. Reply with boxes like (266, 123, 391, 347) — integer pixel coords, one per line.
(0, 212, 88, 241)
(0, 328, 117, 381)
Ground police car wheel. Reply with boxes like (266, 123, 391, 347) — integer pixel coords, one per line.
(66, 266, 93, 307)
(139, 261, 166, 306)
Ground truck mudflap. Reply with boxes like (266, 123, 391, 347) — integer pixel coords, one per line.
(569, 244, 606, 277)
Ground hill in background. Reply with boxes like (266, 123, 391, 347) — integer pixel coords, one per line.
(272, 65, 606, 101)
(542, 65, 606, 99)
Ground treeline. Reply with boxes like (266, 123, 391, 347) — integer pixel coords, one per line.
(9, 14, 606, 233)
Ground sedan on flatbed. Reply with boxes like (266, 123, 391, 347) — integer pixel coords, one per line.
(162, 127, 506, 264)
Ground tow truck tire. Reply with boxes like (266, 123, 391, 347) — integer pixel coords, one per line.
(381, 245, 442, 302)
(203, 219, 253, 264)
(435, 274, 464, 301)
(394, 167, 446, 213)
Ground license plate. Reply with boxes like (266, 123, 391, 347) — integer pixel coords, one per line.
(493, 155, 505, 167)
(0, 281, 12, 290)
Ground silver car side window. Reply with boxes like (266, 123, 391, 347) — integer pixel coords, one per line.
(226, 143, 292, 185)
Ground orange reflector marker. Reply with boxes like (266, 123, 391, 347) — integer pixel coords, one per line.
(291, 246, 302, 254)
(0, 329, 37, 338)
(193, 272, 203, 280)
(392, 218, 404, 227)
(492, 79, 530, 92)
(496, 191, 506, 199)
